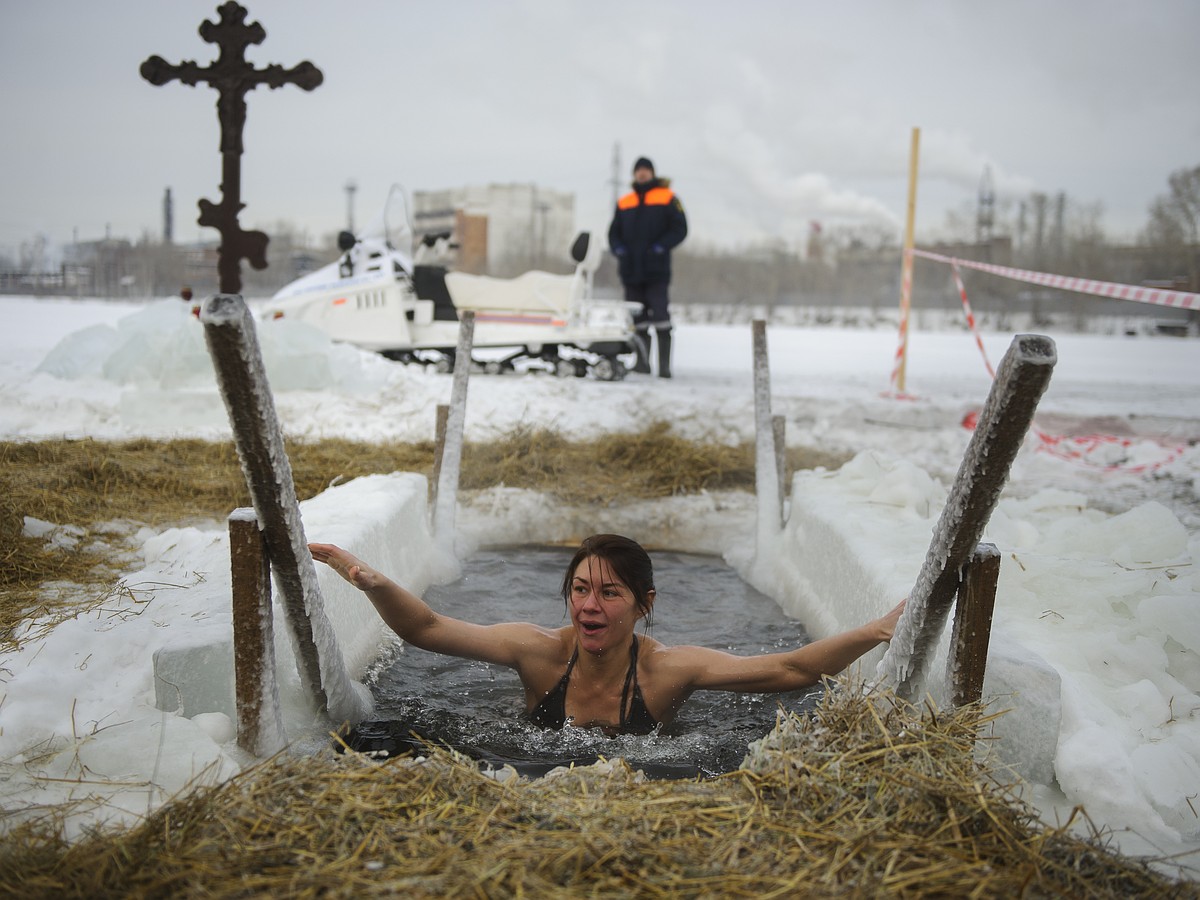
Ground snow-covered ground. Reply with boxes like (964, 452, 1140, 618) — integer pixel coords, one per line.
(1, 294, 1197, 874)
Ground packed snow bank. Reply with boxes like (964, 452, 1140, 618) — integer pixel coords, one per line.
(0, 472, 448, 838)
(743, 450, 1200, 862)
(36, 298, 395, 394)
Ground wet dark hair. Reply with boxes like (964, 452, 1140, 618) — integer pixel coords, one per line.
(560, 534, 655, 625)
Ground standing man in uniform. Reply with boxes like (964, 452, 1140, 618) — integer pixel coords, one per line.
(608, 157, 688, 378)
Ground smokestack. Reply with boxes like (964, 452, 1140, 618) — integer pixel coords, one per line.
(163, 187, 174, 244)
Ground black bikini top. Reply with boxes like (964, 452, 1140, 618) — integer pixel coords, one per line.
(528, 634, 658, 735)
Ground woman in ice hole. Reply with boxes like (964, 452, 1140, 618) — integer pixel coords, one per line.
(310, 533, 905, 736)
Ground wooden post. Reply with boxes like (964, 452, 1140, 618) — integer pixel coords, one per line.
(894, 126, 920, 395)
(878, 334, 1055, 702)
(430, 403, 449, 508)
(752, 320, 782, 545)
(947, 543, 1001, 707)
(434, 311, 475, 546)
(229, 508, 286, 756)
(773, 414, 787, 514)
(200, 293, 371, 725)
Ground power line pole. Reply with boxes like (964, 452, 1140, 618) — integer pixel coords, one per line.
(163, 187, 174, 244)
(976, 165, 994, 259)
(344, 179, 357, 234)
(608, 142, 622, 210)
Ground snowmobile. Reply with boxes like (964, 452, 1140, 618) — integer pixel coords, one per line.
(262, 187, 641, 380)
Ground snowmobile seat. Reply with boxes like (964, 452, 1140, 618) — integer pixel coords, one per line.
(441, 230, 602, 316)
(413, 264, 459, 321)
(443, 269, 581, 315)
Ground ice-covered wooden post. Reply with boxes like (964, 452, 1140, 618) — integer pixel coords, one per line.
(753, 320, 783, 545)
(430, 403, 450, 508)
(773, 414, 787, 514)
(433, 311, 475, 546)
(228, 507, 286, 755)
(877, 334, 1055, 703)
(201, 293, 371, 725)
(947, 542, 1001, 707)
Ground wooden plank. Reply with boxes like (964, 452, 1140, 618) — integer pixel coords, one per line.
(948, 543, 1001, 707)
(752, 320, 782, 541)
(430, 403, 449, 508)
(200, 293, 371, 725)
(879, 334, 1055, 702)
(433, 311, 475, 545)
(773, 413, 787, 513)
(229, 508, 285, 756)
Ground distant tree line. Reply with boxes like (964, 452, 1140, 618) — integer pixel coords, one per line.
(663, 165, 1199, 326)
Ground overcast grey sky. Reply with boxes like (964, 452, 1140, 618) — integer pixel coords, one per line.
(2, 0, 1197, 259)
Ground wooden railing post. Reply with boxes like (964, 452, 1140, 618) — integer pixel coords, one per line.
(430, 403, 450, 509)
(200, 293, 371, 726)
(433, 311, 475, 545)
(773, 413, 787, 513)
(229, 508, 286, 756)
(947, 542, 1001, 707)
(752, 320, 783, 545)
(877, 334, 1056, 702)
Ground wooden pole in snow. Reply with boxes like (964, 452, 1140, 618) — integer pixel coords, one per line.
(201, 293, 371, 726)
(434, 311, 475, 546)
(753, 320, 783, 544)
(878, 334, 1055, 703)
(773, 414, 787, 512)
(430, 403, 449, 508)
(894, 127, 920, 395)
(229, 508, 286, 756)
(947, 542, 1001, 707)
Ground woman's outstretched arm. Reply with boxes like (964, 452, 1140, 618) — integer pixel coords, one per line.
(658, 600, 906, 695)
(309, 542, 548, 667)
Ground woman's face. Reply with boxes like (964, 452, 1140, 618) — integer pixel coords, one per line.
(568, 555, 646, 655)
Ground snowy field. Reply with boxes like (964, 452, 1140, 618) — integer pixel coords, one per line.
(1, 294, 1198, 875)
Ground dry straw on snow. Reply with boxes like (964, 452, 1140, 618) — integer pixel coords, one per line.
(1, 682, 1187, 898)
(1, 429, 842, 646)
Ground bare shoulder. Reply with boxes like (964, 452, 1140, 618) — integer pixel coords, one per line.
(637, 639, 735, 718)
(641, 640, 772, 692)
(639, 639, 719, 680)
(508, 625, 576, 695)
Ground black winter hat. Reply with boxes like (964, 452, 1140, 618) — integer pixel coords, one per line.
(632, 156, 655, 174)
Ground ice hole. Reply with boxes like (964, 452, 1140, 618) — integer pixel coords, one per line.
(344, 546, 822, 778)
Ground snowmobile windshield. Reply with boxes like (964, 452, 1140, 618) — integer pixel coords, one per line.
(358, 184, 415, 272)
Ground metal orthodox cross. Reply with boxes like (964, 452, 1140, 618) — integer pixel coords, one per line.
(141, 2, 322, 294)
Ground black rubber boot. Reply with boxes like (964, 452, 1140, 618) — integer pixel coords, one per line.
(633, 330, 652, 374)
(656, 328, 673, 378)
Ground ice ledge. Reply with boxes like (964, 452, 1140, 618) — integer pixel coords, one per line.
(741, 457, 1060, 786)
(153, 473, 449, 733)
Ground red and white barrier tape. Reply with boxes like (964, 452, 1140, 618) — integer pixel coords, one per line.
(951, 262, 997, 379)
(962, 410, 1187, 473)
(945, 266, 1190, 474)
(1034, 430, 1187, 474)
(911, 248, 1200, 310)
(888, 254, 916, 391)
(888, 312, 909, 389)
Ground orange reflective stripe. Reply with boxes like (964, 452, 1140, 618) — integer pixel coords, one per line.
(643, 187, 674, 206)
(617, 187, 676, 210)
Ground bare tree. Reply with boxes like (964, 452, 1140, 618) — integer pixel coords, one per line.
(1142, 165, 1200, 291)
